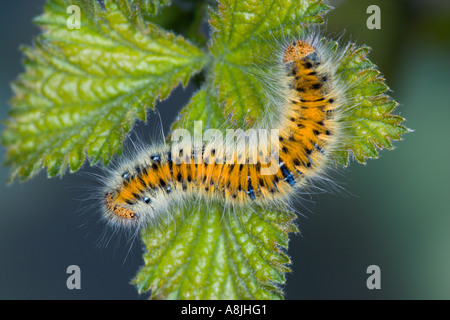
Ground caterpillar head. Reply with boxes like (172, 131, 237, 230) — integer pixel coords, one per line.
(283, 40, 316, 63)
(102, 190, 167, 228)
(104, 192, 138, 222)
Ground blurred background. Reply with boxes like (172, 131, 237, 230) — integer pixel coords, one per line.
(0, 0, 449, 299)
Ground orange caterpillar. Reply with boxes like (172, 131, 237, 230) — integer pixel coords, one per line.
(101, 36, 345, 227)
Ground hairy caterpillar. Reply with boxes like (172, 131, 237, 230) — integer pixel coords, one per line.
(101, 34, 346, 228)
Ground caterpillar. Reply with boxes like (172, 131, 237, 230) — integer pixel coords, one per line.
(101, 34, 346, 228)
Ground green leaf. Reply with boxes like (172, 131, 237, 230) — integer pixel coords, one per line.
(210, 0, 330, 127)
(2, 0, 206, 182)
(169, 85, 226, 133)
(134, 0, 330, 300)
(147, 0, 209, 46)
(137, 85, 299, 299)
(331, 43, 410, 165)
(133, 203, 297, 299)
(131, 0, 171, 18)
(3, 0, 410, 302)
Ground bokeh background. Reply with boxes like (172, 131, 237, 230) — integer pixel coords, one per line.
(0, 0, 449, 299)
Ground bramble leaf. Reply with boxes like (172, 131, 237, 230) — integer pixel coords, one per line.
(2, 0, 205, 181)
(134, 0, 330, 300)
(131, 0, 171, 18)
(4, 0, 410, 301)
(209, 0, 330, 127)
(134, 203, 297, 299)
(331, 43, 410, 165)
(169, 85, 226, 133)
